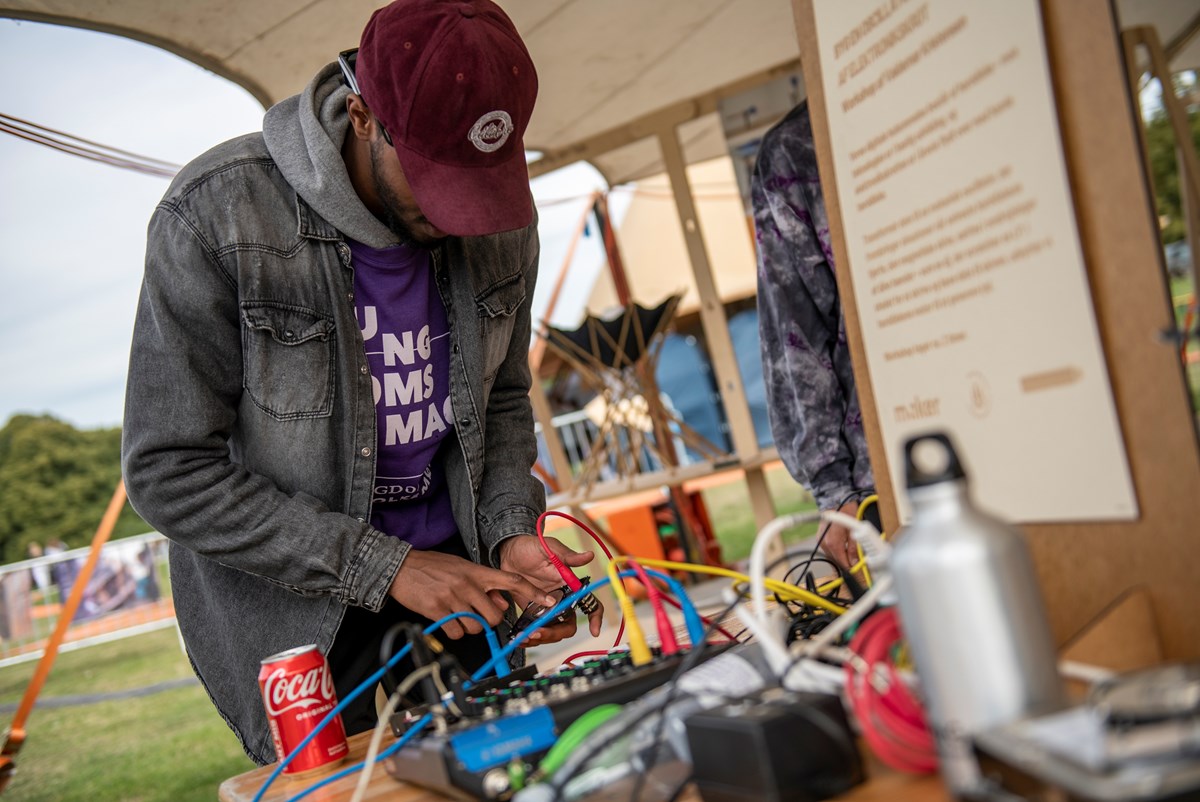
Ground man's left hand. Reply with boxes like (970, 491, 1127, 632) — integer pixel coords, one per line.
(498, 534, 605, 644)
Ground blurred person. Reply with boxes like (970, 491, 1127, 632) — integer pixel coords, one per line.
(26, 542, 51, 595)
(46, 539, 79, 603)
(752, 101, 875, 571)
(122, 0, 602, 764)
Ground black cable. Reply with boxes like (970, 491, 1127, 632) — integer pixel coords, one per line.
(660, 769, 693, 802)
(790, 489, 875, 593)
(625, 595, 743, 802)
(545, 595, 743, 802)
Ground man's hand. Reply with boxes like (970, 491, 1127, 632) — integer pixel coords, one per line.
(498, 534, 604, 644)
(819, 500, 863, 573)
(389, 549, 556, 640)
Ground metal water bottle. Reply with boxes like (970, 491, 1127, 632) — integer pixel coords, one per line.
(890, 432, 1064, 796)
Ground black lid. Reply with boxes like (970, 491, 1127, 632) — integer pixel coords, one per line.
(903, 431, 967, 488)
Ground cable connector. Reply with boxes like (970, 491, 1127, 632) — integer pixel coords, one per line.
(573, 575, 601, 618)
(545, 550, 585, 592)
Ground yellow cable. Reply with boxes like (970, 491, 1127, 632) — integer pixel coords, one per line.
(606, 560, 652, 665)
(855, 494, 879, 588)
(856, 494, 880, 520)
(611, 556, 846, 615)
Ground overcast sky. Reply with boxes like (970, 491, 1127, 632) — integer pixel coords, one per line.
(0, 18, 611, 431)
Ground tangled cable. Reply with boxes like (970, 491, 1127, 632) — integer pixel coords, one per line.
(842, 607, 938, 774)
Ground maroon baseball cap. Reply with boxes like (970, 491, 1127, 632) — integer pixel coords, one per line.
(356, 0, 538, 237)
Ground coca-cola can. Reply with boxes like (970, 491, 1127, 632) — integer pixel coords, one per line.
(258, 645, 348, 775)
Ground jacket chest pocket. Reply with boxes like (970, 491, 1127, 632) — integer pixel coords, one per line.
(475, 274, 525, 387)
(241, 302, 335, 420)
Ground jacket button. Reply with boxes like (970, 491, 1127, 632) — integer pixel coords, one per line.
(360, 447, 372, 457)
(452, 344, 459, 354)
(360, 364, 369, 375)
(459, 419, 471, 428)
(356, 517, 365, 523)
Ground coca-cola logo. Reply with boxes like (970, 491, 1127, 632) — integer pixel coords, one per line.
(263, 665, 335, 717)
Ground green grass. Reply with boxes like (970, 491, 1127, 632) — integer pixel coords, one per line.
(0, 628, 252, 802)
(698, 464, 820, 564)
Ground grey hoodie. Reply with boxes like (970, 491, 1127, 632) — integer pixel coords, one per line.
(264, 63, 399, 249)
(122, 63, 544, 764)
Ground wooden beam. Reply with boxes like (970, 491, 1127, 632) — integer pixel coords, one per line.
(657, 125, 760, 462)
(527, 59, 803, 180)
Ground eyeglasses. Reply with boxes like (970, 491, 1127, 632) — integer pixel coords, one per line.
(337, 48, 393, 146)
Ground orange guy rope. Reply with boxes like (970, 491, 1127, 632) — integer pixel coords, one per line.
(0, 478, 128, 793)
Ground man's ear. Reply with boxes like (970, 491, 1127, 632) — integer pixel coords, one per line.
(345, 93, 373, 141)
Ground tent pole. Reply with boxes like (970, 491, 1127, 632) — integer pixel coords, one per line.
(656, 124, 779, 541)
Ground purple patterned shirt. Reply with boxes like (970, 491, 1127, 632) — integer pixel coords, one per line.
(752, 102, 873, 510)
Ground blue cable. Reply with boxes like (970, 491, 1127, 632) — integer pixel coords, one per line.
(284, 712, 434, 802)
(466, 569, 703, 685)
(259, 570, 704, 799)
(641, 568, 705, 646)
(252, 611, 500, 802)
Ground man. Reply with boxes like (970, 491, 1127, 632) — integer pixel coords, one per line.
(752, 101, 874, 570)
(122, 0, 601, 765)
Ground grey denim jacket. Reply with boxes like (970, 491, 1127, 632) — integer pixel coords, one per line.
(121, 105, 544, 761)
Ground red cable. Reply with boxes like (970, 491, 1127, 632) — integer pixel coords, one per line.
(628, 558, 679, 654)
(660, 595, 739, 643)
(535, 510, 624, 649)
(844, 608, 938, 774)
(560, 649, 612, 665)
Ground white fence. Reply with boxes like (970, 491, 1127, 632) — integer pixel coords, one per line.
(0, 532, 173, 668)
(534, 407, 704, 487)
(0, 409, 709, 668)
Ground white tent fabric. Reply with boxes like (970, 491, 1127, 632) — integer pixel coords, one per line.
(2, 0, 1195, 185)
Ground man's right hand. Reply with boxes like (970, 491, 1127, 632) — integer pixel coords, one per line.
(388, 549, 557, 640)
(819, 499, 863, 573)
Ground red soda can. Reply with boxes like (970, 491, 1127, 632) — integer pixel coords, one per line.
(258, 645, 349, 774)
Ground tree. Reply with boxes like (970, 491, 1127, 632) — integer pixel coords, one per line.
(0, 414, 148, 564)
(1143, 76, 1200, 246)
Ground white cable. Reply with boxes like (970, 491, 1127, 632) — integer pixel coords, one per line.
(749, 510, 823, 630)
(794, 573, 895, 661)
(783, 656, 846, 694)
(1058, 659, 1116, 685)
(821, 509, 891, 570)
(732, 604, 793, 676)
(349, 663, 439, 802)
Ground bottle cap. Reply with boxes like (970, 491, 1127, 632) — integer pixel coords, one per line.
(904, 431, 966, 488)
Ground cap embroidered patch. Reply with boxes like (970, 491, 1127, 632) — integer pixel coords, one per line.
(468, 111, 514, 153)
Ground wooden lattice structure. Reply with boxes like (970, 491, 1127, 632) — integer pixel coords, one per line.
(541, 295, 728, 496)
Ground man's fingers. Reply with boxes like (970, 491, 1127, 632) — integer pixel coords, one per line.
(440, 618, 466, 640)
(486, 589, 510, 613)
(587, 604, 604, 637)
(485, 567, 556, 608)
(526, 617, 578, 645)
(558, 548, 594, 567)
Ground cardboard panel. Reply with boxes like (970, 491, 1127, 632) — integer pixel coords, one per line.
(793, 0, 1200, 659)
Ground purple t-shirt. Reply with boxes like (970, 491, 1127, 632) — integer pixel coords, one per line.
(350, 239, 457, 549)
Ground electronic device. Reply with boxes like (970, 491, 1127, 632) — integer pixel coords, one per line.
(684, 688, 864, 802)
(384, 648, 721, 800)
(510, 586, 572, 634)
(973, 663, 1200, 801)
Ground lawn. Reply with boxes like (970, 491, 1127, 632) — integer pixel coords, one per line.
(697, 463, 822, 563)
(0, 464, 820, 801)
(0, 628, 252, 802)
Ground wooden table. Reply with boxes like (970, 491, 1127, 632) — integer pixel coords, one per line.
(220, 730, 952, 802)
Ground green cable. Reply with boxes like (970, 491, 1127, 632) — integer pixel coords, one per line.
(538, 703, 624, 778)
(507, 758, 527, 791)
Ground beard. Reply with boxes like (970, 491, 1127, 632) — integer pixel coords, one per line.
(368, 138, 438, 248)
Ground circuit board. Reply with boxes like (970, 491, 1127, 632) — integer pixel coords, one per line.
(384, 648, 709, 800)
